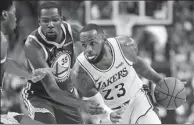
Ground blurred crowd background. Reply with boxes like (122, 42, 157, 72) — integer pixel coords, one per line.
(4, 1, 194, 124)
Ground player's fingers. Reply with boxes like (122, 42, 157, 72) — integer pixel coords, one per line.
(90, 107, 105, 114)
(88, 106, 105, 115)
(87, 110, 99, 115)
(116, 108, 124, 114)
(86, 110, 94, 115)
(31, 78, 38, 83)
(40, 68, 55, 73)
(33, 70, 46, 76)
(111, 118, 120, 123)
(87, 100, 99, 106)
(31, 75, 44, 83)
(112, 114, 122, 119)
(89, 103, 101, 109)
(95, 108, 106, 114)
(182, 81, 187, 85)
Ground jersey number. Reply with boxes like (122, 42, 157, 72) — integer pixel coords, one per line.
(103, 83, 126, 100)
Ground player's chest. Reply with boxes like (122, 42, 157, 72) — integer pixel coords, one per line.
(94, 62, 130, 91)
(46, 42, 73, 83)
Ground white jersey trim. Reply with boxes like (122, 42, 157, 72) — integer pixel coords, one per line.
(114, 37, 133, 66)
(77, 59, 96, 85)
(63, 21, 73, 40)
(38, 24, 67, 48)
(28, 35, 48, 61)
(1, 56, 6, 64)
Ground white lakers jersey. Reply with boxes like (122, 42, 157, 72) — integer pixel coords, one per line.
(77, 37, 143, 108)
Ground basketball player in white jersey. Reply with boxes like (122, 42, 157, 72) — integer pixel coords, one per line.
(71, 24, 164, 124)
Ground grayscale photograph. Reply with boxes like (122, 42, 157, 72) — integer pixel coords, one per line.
(0, 0, 194, 124)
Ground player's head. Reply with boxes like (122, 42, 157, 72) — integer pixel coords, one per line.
(0, 0, 16, 35)
(79, 24, 106, 63)
(38, 2, 62, 41)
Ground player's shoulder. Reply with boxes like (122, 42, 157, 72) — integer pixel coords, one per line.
(70, 23, 82, 33)
(115, 36, 138, 63)
(115, 36, 136, 47)
(71, 60, 94, 91)
(63, 21, 82, 41)
(62, 21, 82, 34)
(116, 36, 138, 52)
(71, 23, 82, 42)
(24, 29, 41, 49)
(71, 60, 88, 78)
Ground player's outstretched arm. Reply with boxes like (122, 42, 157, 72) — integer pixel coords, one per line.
(71, 60, 122, 123)
(133, 56, 163, 84)
(118, 36, 162, 85)
(24, 37, 88, 109)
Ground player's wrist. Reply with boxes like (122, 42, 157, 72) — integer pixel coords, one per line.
(155, 76, 163, 86)
(100, 105, 113, 122)
(108, 109, 114, 122)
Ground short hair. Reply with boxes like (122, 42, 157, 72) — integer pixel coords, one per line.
(0, 0, 13, 16)
(80, 24, 104, 35)
(38, 2, 61, 17)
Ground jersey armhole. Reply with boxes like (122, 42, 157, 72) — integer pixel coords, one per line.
(1, 55, 7, 64)
(76, 59, 96, 87)
(114, 37, 133, 66)
(27, 35, 48, 61)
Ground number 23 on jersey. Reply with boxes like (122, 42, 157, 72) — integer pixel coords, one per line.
(102, 83, 126, 100)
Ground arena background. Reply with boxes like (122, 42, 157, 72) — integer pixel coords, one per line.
(4, 1, 194, 124)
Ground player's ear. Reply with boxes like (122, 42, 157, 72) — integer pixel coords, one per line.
(61, 16, 64, 20)
(103, 35, 107, 41)
(1, 11, 8, 20)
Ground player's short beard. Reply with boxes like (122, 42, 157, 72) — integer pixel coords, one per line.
(46, 33, 57, 41)
(88, 42, 105, 64)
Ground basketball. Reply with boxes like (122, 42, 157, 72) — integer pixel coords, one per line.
(154, 77, 186, 110)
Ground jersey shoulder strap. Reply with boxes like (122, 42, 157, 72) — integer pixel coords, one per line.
(26, 30, 48, 61)
(62, 21, 73, 40)
(106, 37, 128, 63)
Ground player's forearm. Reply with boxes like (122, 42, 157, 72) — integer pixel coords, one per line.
(83, 92, 113, 123)
(42, 72, 85, 108)
(133, 57, 162, 85)
(1, 63, 5, 84)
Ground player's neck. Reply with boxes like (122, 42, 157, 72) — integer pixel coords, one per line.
(1, 23, 7, 35)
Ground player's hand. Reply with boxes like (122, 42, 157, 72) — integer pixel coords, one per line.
(30, 68, 47, 83)
(110, 108, 124, 123)
(81, 100, 106, 115)
(30, 68, 55, 83)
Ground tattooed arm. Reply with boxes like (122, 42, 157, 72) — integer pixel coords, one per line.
(117, 36, 163, 85)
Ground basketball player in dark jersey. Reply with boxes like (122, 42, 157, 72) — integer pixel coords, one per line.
(23, 2, 105, 124)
